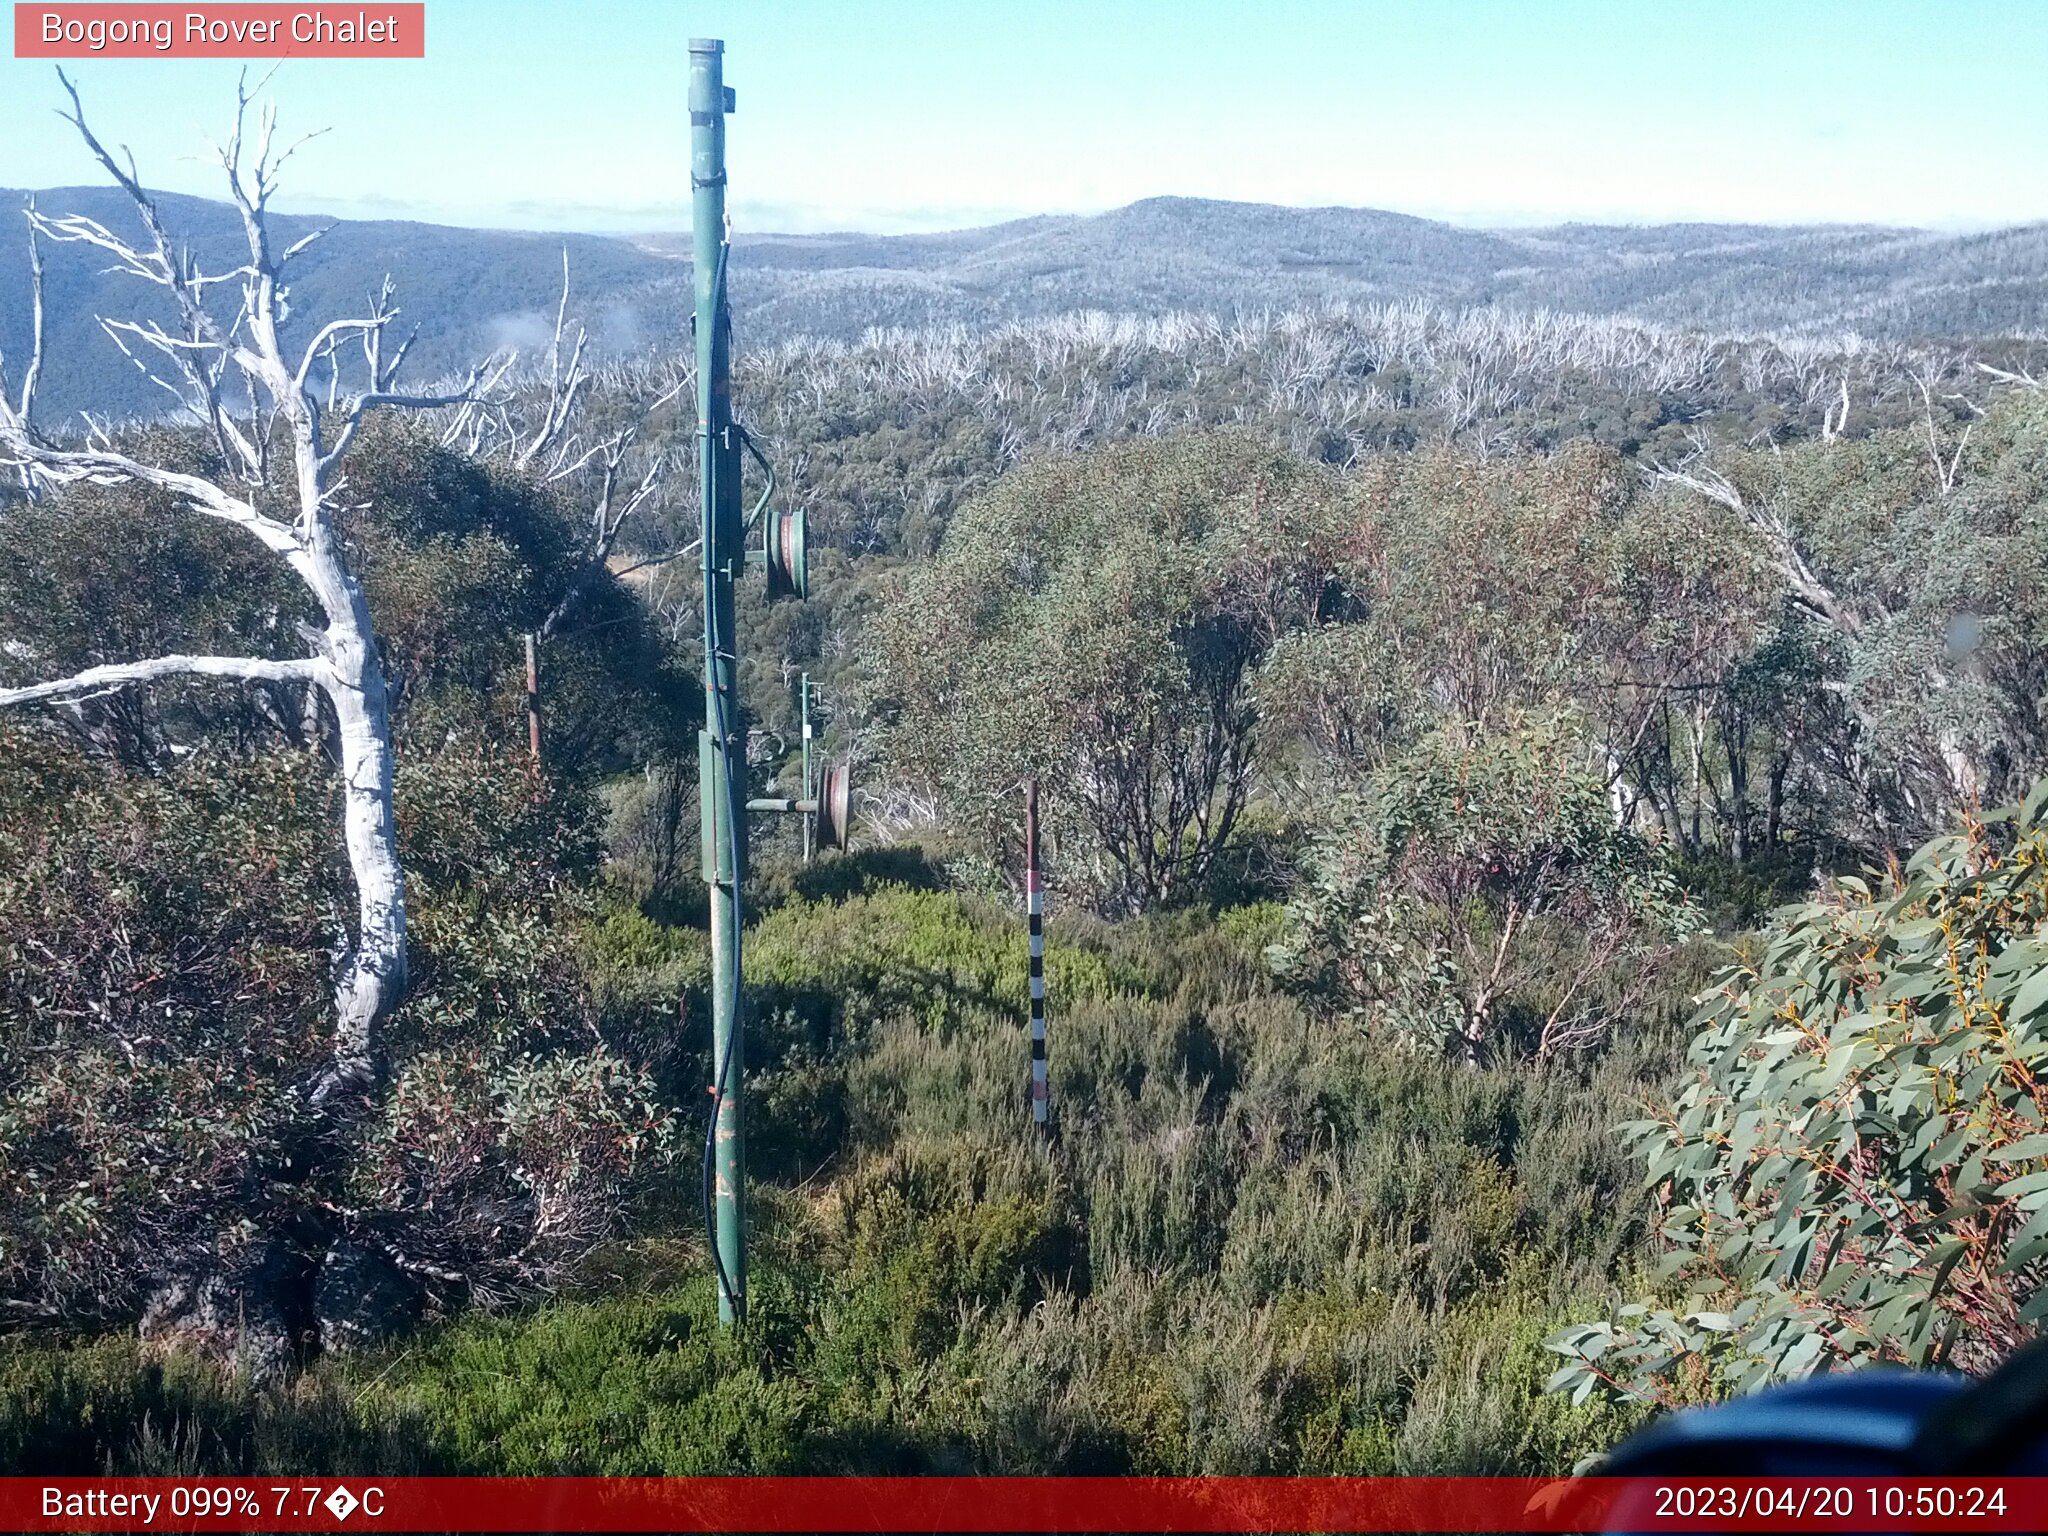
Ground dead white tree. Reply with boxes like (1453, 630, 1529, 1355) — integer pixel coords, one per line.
(537, 427, 671, 638)
(1651, 461, 1866, 640)
(434, 255, 687, 643)
(5, 197, 46, 501)
(1821, 376, 1850, 441)
(0, 73, 493, 1103)
(1648, 456, 1984, 811)
(1912, 369, 1974, 497)
(1978, 360, 2044, 391)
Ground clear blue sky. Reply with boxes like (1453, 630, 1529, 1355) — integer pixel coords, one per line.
(1, 0, 2040, 234)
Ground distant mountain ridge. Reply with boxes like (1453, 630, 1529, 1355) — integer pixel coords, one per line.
(3, 189, 2044, 420)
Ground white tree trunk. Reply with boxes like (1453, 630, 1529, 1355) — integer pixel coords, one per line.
(321, 601, 407, 1093)
(290, 406, 410, 1094)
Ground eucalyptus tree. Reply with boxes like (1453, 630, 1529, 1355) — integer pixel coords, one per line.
(1271, 713, 1700, 1063)
(1650, 387, 2048, 842)
(0, 76, 493, 1103)
(868, 431, 1344, 912)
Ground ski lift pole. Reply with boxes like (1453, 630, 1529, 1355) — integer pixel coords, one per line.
(691, 35, 746, 1326)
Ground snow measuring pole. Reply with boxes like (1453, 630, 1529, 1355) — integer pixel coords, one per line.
(801, 673, 815, 864)
(690, 38, 848, 1327)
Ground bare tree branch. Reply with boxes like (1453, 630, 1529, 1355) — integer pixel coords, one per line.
(0, 198, 47, 499)
(1977, 361, 2043, 390)
(18, 197, 44, 426)
(0, 434, 303, 550)
(294, 312, 396, 395)
(0, 653, 326, 709)
(44, 69, 264, 475)
(1648, 461, 1865, 640)
(539, 432, 668, 640)
(517, 249, 590, 472)
(318, 364, 490, 478)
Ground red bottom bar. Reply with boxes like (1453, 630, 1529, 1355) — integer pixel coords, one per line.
(5, 1476, 2045, 1533)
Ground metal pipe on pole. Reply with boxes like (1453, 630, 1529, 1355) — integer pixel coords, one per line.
(690, 35, 746, 1326)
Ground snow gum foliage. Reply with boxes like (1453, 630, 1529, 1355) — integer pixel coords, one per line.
(867, 431, 1345, 913)
(1548, 781, 2048, 1405)
(0, 734, 681, 1328)
(1272, 715, 1701, 1063)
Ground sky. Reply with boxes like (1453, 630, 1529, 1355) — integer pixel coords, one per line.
(0, 0, 2042, 236)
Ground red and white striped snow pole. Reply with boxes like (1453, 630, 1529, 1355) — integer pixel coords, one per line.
(1026, 777, 1049, 1135)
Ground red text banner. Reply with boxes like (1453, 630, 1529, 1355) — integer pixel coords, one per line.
(14, 5, 424, 58)
(2, 1476, 2046, 1532)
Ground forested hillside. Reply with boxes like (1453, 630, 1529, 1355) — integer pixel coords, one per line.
(7, 186, 2048, 419)
(694, 199, 2048, 347)
(4, 117, 2048, 1479)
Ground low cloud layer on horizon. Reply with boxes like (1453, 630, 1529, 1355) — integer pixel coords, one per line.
(145, 188, 2033, 240)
